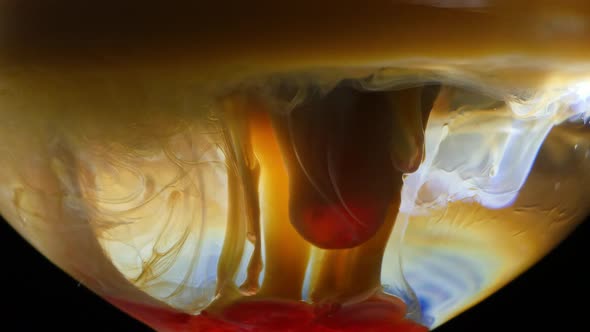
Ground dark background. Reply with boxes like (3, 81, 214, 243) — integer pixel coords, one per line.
(1, 215, 588, 332)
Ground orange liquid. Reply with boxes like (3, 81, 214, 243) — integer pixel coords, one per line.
(102, 85, 436, 331)
(0, 2, 588, 332)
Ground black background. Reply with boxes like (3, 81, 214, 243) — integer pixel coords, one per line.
(1, 215, 588, 331)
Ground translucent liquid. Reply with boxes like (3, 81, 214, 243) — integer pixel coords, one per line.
(0, 60, 588, 331)
(1, 2, 590, 331)
(107, 83, 440, 331)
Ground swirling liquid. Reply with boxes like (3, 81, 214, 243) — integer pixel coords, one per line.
(0, 2, 589, 331)
(1, 65, 588, 331)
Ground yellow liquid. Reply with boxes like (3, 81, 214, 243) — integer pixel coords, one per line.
(0, 1, 589, 330)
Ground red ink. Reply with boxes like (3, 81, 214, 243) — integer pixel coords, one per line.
(296, 197, 386, 249)
(108, 296, 428, 332)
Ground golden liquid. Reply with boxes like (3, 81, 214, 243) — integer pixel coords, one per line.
(0, 67, 588, 330)
(0, 1, 589, 330)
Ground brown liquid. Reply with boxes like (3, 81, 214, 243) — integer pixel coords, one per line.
(0, 2, 588, 331)
(270, 83, 439, 249)
(179, 84, 439, 330)
(104, 84, 439, 330)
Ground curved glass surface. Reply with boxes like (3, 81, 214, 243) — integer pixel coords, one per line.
(0, 1, 588, 331)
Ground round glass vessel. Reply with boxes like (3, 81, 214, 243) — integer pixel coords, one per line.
(0, 1, 588, 331)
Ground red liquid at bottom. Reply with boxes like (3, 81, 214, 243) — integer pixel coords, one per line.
(109, 296, 428, 332)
